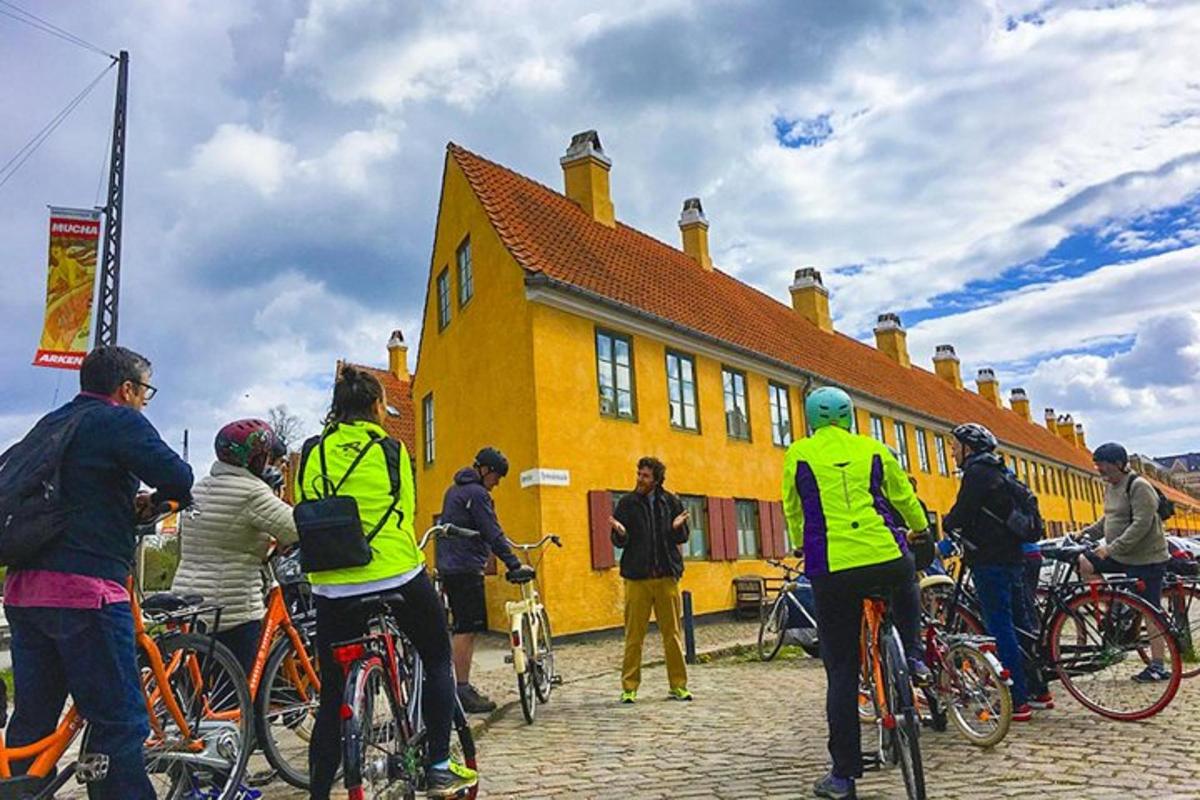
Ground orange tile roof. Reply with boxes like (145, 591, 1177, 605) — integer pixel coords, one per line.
(1146, 475, 1200, 511)
(447, 143, 1096, 472)
(344, 362, 416, 458)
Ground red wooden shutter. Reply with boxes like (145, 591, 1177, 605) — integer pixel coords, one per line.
(757, 499, 776, 558)
(588, 490, 616, 570)
(722, 499, 739, 561)
(769, 501, 788, 559)
(708, 496, 727, 560)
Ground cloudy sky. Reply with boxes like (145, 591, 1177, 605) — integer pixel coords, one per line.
(2, 0, 1198, 471)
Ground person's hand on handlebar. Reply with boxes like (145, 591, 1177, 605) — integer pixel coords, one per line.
(506, 564, 536, 583)
(905, 527, 932, 545)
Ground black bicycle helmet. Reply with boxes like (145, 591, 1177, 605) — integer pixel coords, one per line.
(475, 446, 510, 477)
(1092, 442, 1128, 467)
(951, 422, 997, 453)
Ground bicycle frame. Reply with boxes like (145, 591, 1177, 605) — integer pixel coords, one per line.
(246, 582, 319, 701)
(860, 598, 895, 731)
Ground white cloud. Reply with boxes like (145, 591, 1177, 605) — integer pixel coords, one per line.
(182, 123, 296, 196)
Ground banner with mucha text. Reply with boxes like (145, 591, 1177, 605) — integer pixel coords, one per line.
(33, 207, 101, 370)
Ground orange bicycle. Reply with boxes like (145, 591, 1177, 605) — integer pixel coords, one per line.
(245, 547, 321, 790)
(858, 593, 926, 800)
(0, 575, 254, 800)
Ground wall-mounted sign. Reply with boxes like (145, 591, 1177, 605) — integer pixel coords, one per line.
(520, 468, 570, 489)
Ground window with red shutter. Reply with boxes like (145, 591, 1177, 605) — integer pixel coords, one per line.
(708, 495, 727, 560)
(757, 499, 775, 558)
(721, 499, 738, 561)
(588, 490, 616, 570)
(769, 501, 788, 559)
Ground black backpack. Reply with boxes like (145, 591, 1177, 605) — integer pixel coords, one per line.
(0, 406, 97, 567)
(1127, 477, 1175, 522)
(982, 469, 1045, 544)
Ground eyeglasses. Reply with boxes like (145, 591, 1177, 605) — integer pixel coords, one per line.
(131, 380, 157, 401)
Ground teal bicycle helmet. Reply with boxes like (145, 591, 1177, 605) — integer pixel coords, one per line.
(805, 386, 854, 431)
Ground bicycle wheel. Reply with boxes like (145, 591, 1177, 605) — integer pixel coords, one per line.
(918, 576, 956, 623)
(81, 631, 253, 800)
(256, 632, 321, 789)
(758, 595, 787, 662)
(939, 643, 1012, 748)
(883, 627, 927, 800)
(1047, 587, 1182, 720)
(342, 657, 403, 799)
(516, 615, 538, 724)
(1165, 582, 1200, 678)
(534, 608, 555, 703)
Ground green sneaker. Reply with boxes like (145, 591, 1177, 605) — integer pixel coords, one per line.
(668, 687, 693, 701)
(426, 760, 478, 798)
(620, 689, 637, 704)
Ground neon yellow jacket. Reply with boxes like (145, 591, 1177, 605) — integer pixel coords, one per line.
(295, 420, 422, 586)
(781, 425, 927, 577)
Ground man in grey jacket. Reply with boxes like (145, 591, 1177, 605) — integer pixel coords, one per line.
(1075, 441, 1171, 682)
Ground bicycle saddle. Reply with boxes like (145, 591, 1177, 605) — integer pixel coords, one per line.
(142, 592, 204, 613)
(349, 592, 407, 610)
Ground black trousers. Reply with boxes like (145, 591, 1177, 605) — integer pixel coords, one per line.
(308, 571, 455, 799)
(810, 555, 921, 779)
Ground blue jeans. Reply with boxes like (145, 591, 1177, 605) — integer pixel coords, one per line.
(5, 603, 154, 799)
(972, 564, 1029, 707)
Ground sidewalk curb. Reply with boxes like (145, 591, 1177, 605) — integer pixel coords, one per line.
(468, 636, 760, 738)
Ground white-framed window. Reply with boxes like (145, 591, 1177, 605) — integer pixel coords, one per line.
(734, 499, 759, 558)
(935, 434, 950, 476)
(870, 414, 885, 443)
(422, 393, 435, 465)
(915, 427, 930, 473)
(723, 368, 750, 440)
(596, 329, 636, 420)
(666, 350, 699, 431)
(456, 236, 473, 307)
(436, 268, 451, 330)
(768, 382, 792, 447)
(680, 495, 708, 559)
(893, 421, 910, 471)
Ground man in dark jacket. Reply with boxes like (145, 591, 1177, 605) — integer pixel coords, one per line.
(943, 422, 1044, 722)
(3, 346, 193, 798)
(437, 447, 529, 713)
(608, 456, 691, 703)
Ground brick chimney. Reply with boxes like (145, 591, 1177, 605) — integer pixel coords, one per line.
(1044, 407, 1056, 432)
(933, 345, 963, 390)
(789, 268, 833, 333)
(1010, 388, 1031, 421)
(873, 313, 910, 368)
(387, 330, 409, 381)
(678, 197, 712, 271)
(976, 368, 1001, 407)
(560, 130, 614, 227)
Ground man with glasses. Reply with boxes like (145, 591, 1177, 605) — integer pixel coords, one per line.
(2, 345, 192, 798)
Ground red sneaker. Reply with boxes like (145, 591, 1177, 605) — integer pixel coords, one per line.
(1012, 703, 1034, 722)
(1028, 693, 1054, 710)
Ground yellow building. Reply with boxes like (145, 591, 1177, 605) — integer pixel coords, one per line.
(410, 130, 1198, 635)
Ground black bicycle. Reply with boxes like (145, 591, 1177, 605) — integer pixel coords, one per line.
(757, 553, 820, 660)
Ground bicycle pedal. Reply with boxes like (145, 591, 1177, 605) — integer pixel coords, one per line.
(75, 753, 110, 783)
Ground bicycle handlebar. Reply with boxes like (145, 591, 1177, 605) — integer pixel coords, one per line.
(418, 523, 479, 550)
(505, 534, 563, 552)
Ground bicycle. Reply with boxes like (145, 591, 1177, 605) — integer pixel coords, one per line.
(858, 592, 926, 800)
(245, 547, 322, 790)
(940, 534, 1182, 721)
(757, 552, 820, 661)
(1160, 571, 1200, 678)
(502, 535, 563, 724)
(916, 610, 1012, 748)
(337, 523, 480, 800)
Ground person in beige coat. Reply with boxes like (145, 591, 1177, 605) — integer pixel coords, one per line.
(173, 419, 298, 674)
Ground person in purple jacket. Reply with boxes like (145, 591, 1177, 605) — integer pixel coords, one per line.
(436, 447, 532, 713)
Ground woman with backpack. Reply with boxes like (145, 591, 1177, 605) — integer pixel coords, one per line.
(295, 365, 476, 800)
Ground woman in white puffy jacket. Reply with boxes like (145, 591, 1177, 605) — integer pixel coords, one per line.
(172, 419, 298, 674)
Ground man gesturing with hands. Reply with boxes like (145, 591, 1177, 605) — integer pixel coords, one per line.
(609, 456, 692, 704)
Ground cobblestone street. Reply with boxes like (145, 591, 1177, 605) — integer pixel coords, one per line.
(256, 619, 1200, 798)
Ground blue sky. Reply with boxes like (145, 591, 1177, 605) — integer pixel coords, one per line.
(0, 0, 1198, 470)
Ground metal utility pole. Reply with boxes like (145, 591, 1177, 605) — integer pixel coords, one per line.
(95, 50, 128, 348)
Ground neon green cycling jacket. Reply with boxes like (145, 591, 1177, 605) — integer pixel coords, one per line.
(295, 420, 423, 586)
(781, 425, 928, 577)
